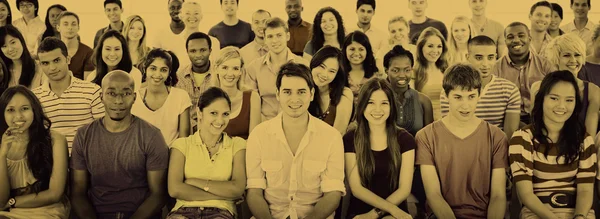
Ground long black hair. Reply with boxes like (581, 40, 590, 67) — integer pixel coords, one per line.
(309, 7, 345, 54)
(141, 48, 178, 86)
(40, 4, 66, 41)
(0, 0, 12, 26)
(308, 46, 347, 117)
(531, 70, 584, 164)
(342, 31, 379, 78)
(0, 25, 37, 87)
(0, 86, 53, 193)
(92, 30, 133, 86)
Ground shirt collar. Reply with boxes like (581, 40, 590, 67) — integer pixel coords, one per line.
(104, 21, 124, 33)
(262, 48, 296, 66)
(288, 19, 309, 28)
(505, 51, 533, 67)
(193, 131, 233, 149)
(183, 62, 211, 77)
(41, 71, 75, 91)
(565, 20, 597, 31)
(268, 113, 318, 135)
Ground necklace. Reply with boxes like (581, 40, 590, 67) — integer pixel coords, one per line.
(204, 133, 223, 157)
(472, 17, 488, 32)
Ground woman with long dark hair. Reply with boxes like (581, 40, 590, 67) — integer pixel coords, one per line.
(0, 86, 68, 218)
(303, 7, 346, 60)
(308, 46, 353, 134)
(510, 70, 596, 218)
(0, 0, 12, 27)
(40, 4, 66, 41)
(343, 78, 415, 219)
(0, 25, 44, 89)
(343, 31, 383, 105)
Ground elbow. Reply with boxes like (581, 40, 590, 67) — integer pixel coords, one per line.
(167, 183, 180, 199)
(49, 190, 66, 203)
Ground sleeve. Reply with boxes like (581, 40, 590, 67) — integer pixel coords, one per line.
(208, 26, 216, 38)
(244, 62, 259, 91)
(303, 41, 314, 55)
(145, 128, 170, 171)
(415, 128, 435, 165)
(90, 85, 105, 119)
(439, 90, 449, 118)
(491, 126, 509, 169)
(506, 83, 522, 114)
(576, 135, 597, 184)
(70, 127, 88, 170)
(93, 29, 102, 49)
(232, 137, 247, 155)
(321, 133, 346, 195)
(170, 138, 188, 157)
(342, 130, 356, 153)
(397, 129, 417, 153)
(508, 129, 534, 183)
(83, 48, 95, 71)
(245, 129, 266, 189)
(178, 89, 192, 115)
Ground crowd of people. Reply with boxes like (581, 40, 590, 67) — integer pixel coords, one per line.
(0, 0, 599, 218)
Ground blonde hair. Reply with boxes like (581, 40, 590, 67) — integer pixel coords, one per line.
(447, 16, 476, 64)
(413, 27, 449, 91)
(123, 15, 149, 65)
(542, 33, 586, 69)
(210, 46, 247, 90)
(387, 16, 409, 45)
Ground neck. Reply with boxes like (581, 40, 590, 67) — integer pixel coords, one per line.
(288, 17, 302, 26)
(445, 114, 477, 128)
(318, 85, 330, 95)
(254, 36, 265, 45)
(199, 127, 221, 147)
(147, 82, 168, 94)
(49, 73, 71, 93)
(548, 29, 560, 37)
(471, 14, 486, 22)
(223, 15, 238, 25)
(282, 112, 309, 131)
(107, 65, 117, 72)
(411, 15, 427, 24)
(270, 50, 289, 64)
(103, 114, 133, 133)
(530, 30, 545, 40)
(509, 51, 530, 66)
(427, 62, 437, 69)
(456, 43, 468, 51)
(368, 123, 387, 135)
(23, 15, 35, 22)
(351, 63, 364, 71)
(12, 59, 22, 66)
(481, 75, 492, 89)
(171, 19, 184, 27)
(128, 40, 139, 50)
(62, 36, 79, 48)
(221, 85, 239, 98)
(574, 17, 589, 28)
(358, 22, 371, 31)
(324, 34, 338, 45)
(110, 21, 122, 30)
(192, 62, 210, 73)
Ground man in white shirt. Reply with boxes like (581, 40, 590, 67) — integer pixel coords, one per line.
(246, 62, 345, 219)
(561, 0, 597, 55)
(14, 0, 45, 56)
(350, 0, 385, 54)
(240, 9, 271, 64)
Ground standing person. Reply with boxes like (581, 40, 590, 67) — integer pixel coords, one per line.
(447, 16, 476, 65)
(240, 9, 271, 64)
(32, 37, 104, 154)
(561, 0, 597, 56)
(342, 31, 383, 105)
(132, 48, 191, 146)
(510, 70, 596, 219)
(0, 25, 44, 89)
(350, 0, 385, 54)
(285, 0, 311, 56)
(343, 78, 415, 219)
(303, 7, 346, 61)
(13, 0, 44, 56)
(529, 1, 553, 54)
(56, 11, 94, 80)
(417, 64, 508, 219)
(208, 0, 254, 49)
(167, 0, 185, 35)
(581, 26, 600, 86)
(0, 86, 69, 218)
(70, 70, 169, 219)
(93, 0, 124, 48)
(548, 3, 565, 38)
(123, 15, 150, 68)
(469, 0, 506, 57)
(407, 0, 448, 45)
(376, 16, 416, 73)
(40, 4, 66, 41)
(166, 87, 247, 219)
(0, 0, 11, 27)
(246, 62, 345, 219)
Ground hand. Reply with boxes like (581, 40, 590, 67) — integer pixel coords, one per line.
(389, 208, 412, 219)
(352, 211, 378, 219)
(0, 127, 22, 157)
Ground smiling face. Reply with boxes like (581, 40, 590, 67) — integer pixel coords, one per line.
(48, 7, 64, 29)
(180, 3, 202, 28)
(127, 20, 144, 42)
(285, 0, 302, 20)
(311, 57, 339, 87)
(447, 86, 479, 122)
(549, 10, 562, 31)
(529, 5, 551, 32)
(38, 48, 70, 82)
(251, 12, 270, 39)
(452, 21, 470, 45)
(387, 56, 413, 89)
(101, 37, 124, 67)
(18, 1, 34, 18)
(216, 58, 242, 88)
(558, 48, 584, 75)
(505, 25, 531, 56)
(168, 0, 183, 22)
(421, 35, 443, 63)
(469, 0, 487, 16)
(408, 0, 427, 17)
(221, 0, 238, 16)
(320, 12, 338, 36)
(571, 0, 590, 19)
(467, 44, 496, 80)
(356, 4, 375, 25)
(363, 89, 390, 126)
(104, 3, 122, 23)
(277, 76, 314, 119)
(197, 98, 230, 136)
(346, 41, 367, 65)
(1, 35, 24, 60)
(0, 3, 9, 24)
(265, 26, 290, 55)
(145, 58, 169, 86)
(543, 81, 576, 126)
(187, 38, 211, 68)
(57, 15, 79, 39)
(4, 93, 33, 132)
(388, 21, 409, 45)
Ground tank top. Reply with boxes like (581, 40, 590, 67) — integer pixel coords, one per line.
(318, 103, 337, 126)
(224, 91, 252, 139)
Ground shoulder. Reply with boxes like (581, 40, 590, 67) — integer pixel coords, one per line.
(75, 119, 101, 136)
(342, 87, 353, 99)
(31, 86, 44, 94)
(312, 116, 342, 138)
(135, 116, 162, 134)
(171, 87, 189, 96)
(417, 91, 432, 102)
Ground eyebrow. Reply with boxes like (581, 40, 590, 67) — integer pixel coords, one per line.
(548, 93, 576, 98)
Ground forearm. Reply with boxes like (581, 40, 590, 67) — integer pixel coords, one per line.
(487, 195, 507, 219)
(171, 182, 234, 201)
(384, 186, 412, 207)
(71, 193, 97, 219)
(519, 193, 555, 218)
(130, 191, 167, 219)
(305, 191, 342, 219)
(13, 189, 64, 208)
(247, 191, 273, 219)
(185, 178, 244, 199)
(574, 188, 594, 216)
(427, 194, 456, 219)
(353, 187, 399, 213)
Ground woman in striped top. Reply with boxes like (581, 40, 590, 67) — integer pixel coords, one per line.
(509, 70, 596, 219)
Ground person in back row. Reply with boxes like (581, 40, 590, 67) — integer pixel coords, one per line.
(407, 0, 448, 45)
(209, 0, 254, 49)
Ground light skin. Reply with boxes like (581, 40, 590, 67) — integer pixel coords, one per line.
(388, 21, 409, 46)
(127, 20, 144, 65)
(17, 0, 35, 20)
(347, 41, 369, 88)
(38, 48, 72, 97)
(408, 0, 428, 24)
(422, 35, 443, 64)
(265, 26, 291, 66)
(303, 12, 339, 60)
(2, 35, 25, 83)
(104, 3, 123, 31)
(310, 57, 353, 134)
(251, 12, 271, 42)
(221, 0, 239, 26)
(571, 0, 590, 28)
(101, 37, 123, 70)
(48, 7, 64, 31)
(469, 0, 508, 56)
(548, 10, 562, 33)
(57, 15, 93, 78)
(451, 21, 470, 50)
(529, 5, 552, 53)
(356, 4, 375, 31)
(0, 3, 9, 26)
(386, 56, 434, 125)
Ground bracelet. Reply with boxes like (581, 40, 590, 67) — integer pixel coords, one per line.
(573, 214, 586, 219)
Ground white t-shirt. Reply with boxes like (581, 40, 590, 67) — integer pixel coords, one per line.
(131, 87, 192, 146)
(85, 67, 143, 91)
(151, 28, 221, 66)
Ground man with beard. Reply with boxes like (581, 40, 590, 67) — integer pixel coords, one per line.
(285, 0, 311, 56)
(70, 70, 169, 219)
(528, 1, 553, 54)
(407, 0, 448, 45)
(562, 0, 597, 55)
(93, 0, 124, 48)
(208, 0, 254, 49)
(56, 11, 94, 80)
(240, 9, 271, 64)
(348, 0, 385, 54)
(246, 62, 345, 219)
(469, 0, 506, 57)
(491, 22, 555, 125)
(175, 32, 213, 133)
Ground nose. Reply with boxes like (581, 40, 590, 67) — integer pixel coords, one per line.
(568, 55, 577, 62)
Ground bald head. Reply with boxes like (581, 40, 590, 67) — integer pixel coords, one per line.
(102, 70, 135, 91)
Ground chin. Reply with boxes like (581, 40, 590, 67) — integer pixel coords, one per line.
(109, 116, 126, 121)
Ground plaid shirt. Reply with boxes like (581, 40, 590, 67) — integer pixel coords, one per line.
(175, 64, 213, 132)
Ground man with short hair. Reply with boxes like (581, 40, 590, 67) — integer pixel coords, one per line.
(441, 35, 521, 139)
(209, 0, 254, 49)
(240, 9, 271, 64)
(246, 62, 345, 219)
(70, 70, 169, 219)
(350, 0, 385, 54)
(93, 0, 124, 48)
(417, 64, 507, 219)
(528, 1, 553, 54)
(175, 32, 213, 133)
(56, 11, 94, 80)
(469, 0, 507, 57)
(491, 22, 555, 125)
(32, 37, 104, 155)
(14, 0, 44, 56)
(167, 0, 185, 35)
(285, 0, 311, 56)
(562, 0, 597, 55)
(245, 17, 309, 121)
(407, 0, 448, 45)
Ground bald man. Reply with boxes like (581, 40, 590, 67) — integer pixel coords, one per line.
(70, 70, 169, 219)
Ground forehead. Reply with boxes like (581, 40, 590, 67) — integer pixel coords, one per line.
(532, 6, 551, 14)
(280, 76, 309, 89)
(560, 47, 582, 54)
(265, 26, 286, 35)
(49, 7, 63, 13)
(358, 4, 374, 10)
(468, 45, 496, 54)
(322, 12, 336, 19)
(252, 12, 270, 20)
(7, 93, 30, 106)
(452, 21, 470, 28)
(188, 38, 209, 48)
(60, 15, 78, 23)
(149, 57, 168, 66)
(409, 0, 426, 4)
(389, 21, 407, 29)
(169, 0, 183, 6)
(425, 35, 442, 44)
(105, 3, 121, 9)
(572, 0, 588, 4)
(203, 98, 230, 111)
(389, 56, 412, 67)
(103, 80, 134, 92)
(449, 87, 478, 95)
(38, 48, 65, 61)
(548, 81, 576, 95)
(322, 57, 339, 68)
(506, 25, 528, 34)
(130, 21, 144, 27)
(369, 90, 389, 100)
(182, 3, 201, 12)
(285, 0, 300, 5)
(103, 37, 122, 46)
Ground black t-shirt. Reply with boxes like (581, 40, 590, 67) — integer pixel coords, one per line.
(343, 128, 416, 215)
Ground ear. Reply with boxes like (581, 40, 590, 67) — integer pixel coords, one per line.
(286, 32, 291, 42)
(309, 87, 315, 102)
(275, 88, 280, 102)
(132, 91, 137, 102)
(66, 55, 71, 65)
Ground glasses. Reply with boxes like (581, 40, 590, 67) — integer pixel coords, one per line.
(18, 3, 34, 9)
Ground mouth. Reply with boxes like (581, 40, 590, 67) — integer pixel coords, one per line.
(459, 111, 471, 117)
(511, 44, 524, 50)
(150, 77, 163, 83)
(350, 55, 363, 62)
(105, 57, 119, 62)
(370, 113, 384, 119)
(323, 26, 335, 32)
(317, 74, 329, 82)
(553, 110, 567, 116)
(111, 108, 126, 113)
(396, 78, 409, 86)
(565, 63, 580, 71)
(289, 104, 302, 110)
(223, 76, 235, 82)
(13, 121, 25, 127)
(211, 123, 224, 129)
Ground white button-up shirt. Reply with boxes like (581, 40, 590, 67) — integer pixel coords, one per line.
(561, 20, 598, 56)
(13, 16, 45, 56)
(246, 113, 346, 219)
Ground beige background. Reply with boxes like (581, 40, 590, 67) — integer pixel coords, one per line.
(18, 0, 600, 47)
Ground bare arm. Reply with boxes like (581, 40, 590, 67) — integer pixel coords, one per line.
(130, 170, 168, 219)
(574, 183, 594, 217)
(419, 93, 434, 125)
(333, 88, 353, 134)
(421, 165, 456, 219)
(185, 150, 247, 199)
(487, 168, 507, 219)
(247, 188, 272, 219)
(71, 169, 97, 219)
(304, 191, 343, 219)
(385, 150, 415, 205)
(503, 113, 520, 139)
(179, 107, 191, 138)
(515, 180, 557, 219)
(249, 91, 262, 133)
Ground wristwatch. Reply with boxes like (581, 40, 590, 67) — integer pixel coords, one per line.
(7, 198, 15, 208)
(374, 208, 386, 217)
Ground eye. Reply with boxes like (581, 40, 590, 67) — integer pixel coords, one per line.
(367, 101, 374, 104)
(210, 111, 218, 115)
(549, 97, 558, 101)
(223, 112, 230, 117)
(566, 99, 575, 102)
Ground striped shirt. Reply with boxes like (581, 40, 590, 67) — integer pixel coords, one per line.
(440, 75, 521, 128)
(175, 64, 213, 133)
(509, 126, 597, 198)
(32, 73, 105, 154)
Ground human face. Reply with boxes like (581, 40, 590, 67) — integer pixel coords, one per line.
(145, 58, 169, 86)
(4, 93, 33, 132)
(311, 57, 339, 87)
(285, 0, 302, 20)
(101, 37, 123, 67)
(221, 0, 238, 16)
(357, 4, 375, 25)
(57, 15, 79, 39)
(38, 49, 70, 82)
(543, 81, 576, 126)
(421, 35, 443, 63)
(128, 21, 144, 41)
(1, 35, 23, 60)
(549, 11, 562, 31)
(469, 0, 487, 16)
(276, 76, 314, 119)
(363, 90, 390, 126)
(467, 45, 496, 80)
(180, 3, 202, 28)
(447, 87, 479, 122)
(0, 3, 8, 24)
(571, 0, 590, 19)
(168, 0, 183, 22)
(346, 41, 367, 65)
(388, 21, 409, 45)
(387, 56, 412, 89)
(216, 58, 242, 88)
(187, 38, 211, 68)
(505, 25, 531, 56)
(452, 21, 470, 45)
(265, 27, 289, 55)
(529, 6, 551, 32)
(197, 98, 230, 136)
(102, 80, 136, 121)
(18, 1, 34, 18)
(320, 12, 338, 36)
(251, 12, 270, 39)
(558, 48, 584, 75)
(408, 0, 427, 17)
(104, 3, 122, 23)
(48, 7, 63, 29)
